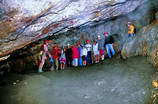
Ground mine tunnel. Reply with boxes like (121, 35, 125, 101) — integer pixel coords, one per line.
(0, 0, 158, 104)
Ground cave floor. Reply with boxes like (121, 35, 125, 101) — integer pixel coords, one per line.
(0, 56, 156, 104)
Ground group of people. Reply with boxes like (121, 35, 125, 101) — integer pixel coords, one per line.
(38, 32, 115, 72)
(38, 22, 136, 72)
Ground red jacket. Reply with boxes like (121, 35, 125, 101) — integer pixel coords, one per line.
(72, 46, 79, 59)
(51, 47, 61, 59)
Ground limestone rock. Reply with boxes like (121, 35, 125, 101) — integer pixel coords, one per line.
(121, 22, 158, 68)
(0, 0, 150, 58)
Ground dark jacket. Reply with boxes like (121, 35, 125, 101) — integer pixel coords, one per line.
(104, 36, 114, 46)
(65, 48, 72, 59)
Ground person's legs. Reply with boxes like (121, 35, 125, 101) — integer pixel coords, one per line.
(50, 60, 55, 71)
(72, 58, 75, 66)
(38, 53, 46, 72)
(70, 58, 72, 67)
(55, 59, 59, 70)
(80, 57, 83, 66)
(87, 51, 92, 64)
(100, 49, 104, 60)
(66, 57, 72, 67)
(79, 57, 83, 66)
(92, 54, 95, 63)
(106, 44, 112, 58)
(109, 44, 115, 56)
(60, 62, 62, 69)
(62, 63, 65, 69)
(74, 58, 78, 67)
(82, 56, 86, 66)
(128, 34, 132, 37)
(86, 55, 89, 64)
(96, 54, 99, 63)
(63, 63, 65, 69)
(89, 51, 92, 64)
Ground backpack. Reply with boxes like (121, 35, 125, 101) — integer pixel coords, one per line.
(134, 27, 136, 34)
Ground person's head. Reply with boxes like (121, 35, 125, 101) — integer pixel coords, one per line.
(44, 40, 49, 45)
(104, 32, 108, 37)
(67, 43, 70, 48)
(77, 40, 81, 45)
(75, 43, 78, 47)
(127, 22, 132, 26)
(86, 40, 90, 44)
(97, 35, 101, 40)
(53, 43, 57, 48)
(93, 40, 97, 44)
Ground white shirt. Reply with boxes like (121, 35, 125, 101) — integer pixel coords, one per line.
(82, 47, 88, 56)
(93, 43, 99, 52)
(85, 44, 92, 52)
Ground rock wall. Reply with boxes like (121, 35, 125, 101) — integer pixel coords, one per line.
(121, 21, 158, 68)
(0, 0, 158, 71)
(0, 0, 153, 58)
(52, 0, 158, 46)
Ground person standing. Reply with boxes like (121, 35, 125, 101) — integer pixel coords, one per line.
(65, 44, 72, 67)
(38, 40, 53, 72)
(72, 44, 80, 67)
(127, 22, 136, 37)
(78, 41, 83, 66)
(51, 44, 61, 70)
(104, 32, 115, 58)
(97, 35, 105, 60)
(92, 40, 100, 63)
(82, 45, 88, 66)
(85, 40, 92, 64)
(59, 48, 66, 69)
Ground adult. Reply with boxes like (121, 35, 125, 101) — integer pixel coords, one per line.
(97, 35, 105, 60)
(104, 32, 115, 58)
(127, 22, 136, 37)
(85, 40, 92, 64)
(38, 40, 53, 72)
(77, 41, 83, 66)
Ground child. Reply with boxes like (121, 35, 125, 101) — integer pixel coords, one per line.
(72, 44, 79, 67)
(85, 40, 92, 64)
(92, 40, 99, 63)
(59, 48, 66, 69)
(82, 45, 88, 66)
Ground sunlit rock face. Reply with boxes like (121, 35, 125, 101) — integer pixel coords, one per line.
(0, 0, 148, 57)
